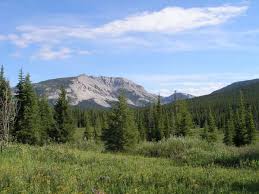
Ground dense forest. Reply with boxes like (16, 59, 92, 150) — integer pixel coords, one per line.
(1, 66, 256, 151)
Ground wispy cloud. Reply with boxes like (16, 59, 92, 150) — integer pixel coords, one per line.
(1, 4, 248, 47)
(32, 46, 91, 60)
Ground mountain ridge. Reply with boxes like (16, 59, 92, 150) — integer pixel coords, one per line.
(33, 74, 193, 108)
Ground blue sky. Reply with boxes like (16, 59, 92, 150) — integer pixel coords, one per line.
(1, 0, 259, 96)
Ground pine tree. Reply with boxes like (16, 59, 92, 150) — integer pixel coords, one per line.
(38, 97, 55, 144)
(147, 104, 155, 141)
(0, 66, 13, 147)
(201, 120, 209, 140)
(233, 91, 246, 147)
(102, 95, 138, 151)
(175, 100, 193, 137)
(154, 95, 164, 141)
(53, 87, 74, 143)
(245, 106, 256, 145)
(207, 109, 217, 143)
(223, 107, 234, 146)
(14, 73, 40, 145)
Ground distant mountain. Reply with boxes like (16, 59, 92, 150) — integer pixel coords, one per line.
(33, 74, 192, 108)
(162, 92, 194, 104)
(187, 78, 259, 127)
(212, 79, 259, 95)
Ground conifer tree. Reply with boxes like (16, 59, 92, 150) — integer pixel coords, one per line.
(223, 107, 234, 146)
(147, 104, 155, 141)
(53, 87, 74, 143)
(201, 120, 209, 140)
(207, 109, 217, 142)
(0, 66, 14, 148)
(38, 97, 55, 144)
(233, 91, 246, 146)
(102, 95, 138, 151)
(245, 106, 256, 145)
(175, 100, 193, 137)
(154, 95, 164, 141)
(14, 73, 40, 145)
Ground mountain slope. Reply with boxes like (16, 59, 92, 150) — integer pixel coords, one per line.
(33, 74, 193, 108)
(34, 74, 157, 107)
(187, 78, 259, 127)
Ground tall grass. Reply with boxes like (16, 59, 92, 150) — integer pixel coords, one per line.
(0, 144, 259, 193)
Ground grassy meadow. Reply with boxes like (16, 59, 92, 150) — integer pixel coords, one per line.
(0, 129, 259, 193)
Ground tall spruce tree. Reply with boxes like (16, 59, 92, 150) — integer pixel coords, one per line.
(38, 97, 55, 144)
(53, 88, 74, 143)
(207, 109, 217, 143)
(0, 66, 13, 146)
(175, 100, 193, 137)
(154, 95, 164, 141)
(102, 95, 138, 151)
(223, 107, 234, 146)
(14, 73, 40, 145)
(233, 91, 246, 147)
(245, 106, 256, 145)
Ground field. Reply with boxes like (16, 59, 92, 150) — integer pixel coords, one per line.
(0, 130, 259, 194)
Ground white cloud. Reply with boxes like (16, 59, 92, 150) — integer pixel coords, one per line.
(0, 35, 6, 41)
(33, 46, 91, 60)
(93, 5, 247, 36)
(34, 46, 72, 60)
(3, 4, 248, 48)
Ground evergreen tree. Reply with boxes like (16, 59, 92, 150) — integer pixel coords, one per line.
(154, 95, 164, 141)
(38, 97, 55, 144)
(147, 104, 155, 141)
(102, 95, 138, 151)
(207, 109, 217, 143)
(53, 88, 74, 143)
(0, 65, 13, 146)
(201, 120, 209, 140)
(245, 106, 256, 145)
(175, 100, 193, 137)
(233, 91, 246, 146)
(223, 107, 234, 146)
(14, 73, 40, 145)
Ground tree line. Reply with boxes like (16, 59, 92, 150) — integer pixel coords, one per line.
(0, 66, 257, 152)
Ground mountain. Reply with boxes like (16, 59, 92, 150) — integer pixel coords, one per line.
(33, 74, 192, 108)
(212, 79, 259, 95)
(187, 78, 259, 127)
(162, 92, 194, 104)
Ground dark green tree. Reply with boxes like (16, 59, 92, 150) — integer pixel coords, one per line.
(207, 109, 217, 143)
(14, 73, 40, 145)
(175, 100, 193, 137)
(38, 97, 55, 144)
(201, 120, 209, 140)
(245, 106, 256, 145)
(223, 107, 234, 146)
(233, 91, 246, 146)
(154, 95, 164, 141)
(102, 95, 138, 151)
(53, 88, 74, 143)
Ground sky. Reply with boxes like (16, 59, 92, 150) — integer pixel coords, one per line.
(1, 0, 259, 96)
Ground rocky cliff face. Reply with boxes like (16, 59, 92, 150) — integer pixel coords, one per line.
(33, 74, 193, 108)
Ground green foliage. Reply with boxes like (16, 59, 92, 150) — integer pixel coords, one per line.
(102, 95, 139, 151)
(14, 73, 40, 145)
(206, 110, 218, 143)
(223, 107, 235, 146)
(0, 143, 258, 193)
(246, 106, 256, 144)
(38, 97, 55, 144)
(175, 100, 193, 137)
(53, 88, 75, 143)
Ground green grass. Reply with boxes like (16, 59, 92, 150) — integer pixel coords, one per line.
(0, 142, 259, 193)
